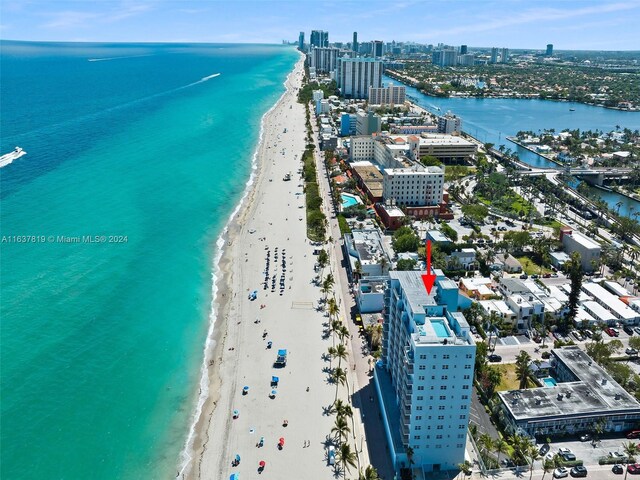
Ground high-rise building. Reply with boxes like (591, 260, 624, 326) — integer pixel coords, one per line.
(368, 82, 406, 106)
(309, 47, 340, 74)
(298, 32, 305, 51)
(336, 58, 383, 99)
(353, 32, 358, 53)
(457, 54, 475, 66)
(310, 30, 329, 48)
(377, 271, 476, 473)
(460, 44, 468, 55)
(501, 48, 509, 63)
(371, 40, 384, 58)
(355, 111, 382, 136)
(546, 44, 554, 56)
(437, 111, 462, 134)
(490, 47, 499, 64)
(432, 47, 457, 67)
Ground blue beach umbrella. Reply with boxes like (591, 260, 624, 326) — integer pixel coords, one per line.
(235, 454, 241, 462)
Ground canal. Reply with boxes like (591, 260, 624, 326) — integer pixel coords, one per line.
(391, 76, 640, 216)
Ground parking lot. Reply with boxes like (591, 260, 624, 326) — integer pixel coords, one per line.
(532, 436, 640, 478)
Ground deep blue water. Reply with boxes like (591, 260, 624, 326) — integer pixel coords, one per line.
(1, 41, 297, 480)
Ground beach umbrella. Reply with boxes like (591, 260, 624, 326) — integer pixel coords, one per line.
(279, 437, 285, 446)
(230, 474, 239, 480)
(235, 454, 241, 462)
(233, 409, 239, 418)
(259, 461, 266, 468)
(243, 386, 249, 394)
(270, 389, 277, 397)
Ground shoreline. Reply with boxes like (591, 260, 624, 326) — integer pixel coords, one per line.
(177, 53, 305, 480)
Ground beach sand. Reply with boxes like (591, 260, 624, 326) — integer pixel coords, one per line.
(181, 57, 354, 480)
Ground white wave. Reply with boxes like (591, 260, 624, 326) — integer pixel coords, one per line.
(176, 58, 301, 479)
(88, 54, 155, 62)
(0, 147, 27, 169)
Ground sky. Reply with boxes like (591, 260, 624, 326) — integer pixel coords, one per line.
(1, 0, 640, 50)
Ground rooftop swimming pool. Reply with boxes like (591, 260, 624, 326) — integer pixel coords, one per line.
(542, 377, 557, 387)
(341, 193, 361, 208)
(431, 320, 449, 338)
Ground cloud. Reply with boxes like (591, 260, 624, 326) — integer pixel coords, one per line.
(408, 1, 640, 40)
(42, 10, 100, 29)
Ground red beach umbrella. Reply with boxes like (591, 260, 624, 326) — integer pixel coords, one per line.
(259, 460, 266, 467)
(279, 437, 285, 445)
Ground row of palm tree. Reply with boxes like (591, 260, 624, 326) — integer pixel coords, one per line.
(321, 270, 380, 480)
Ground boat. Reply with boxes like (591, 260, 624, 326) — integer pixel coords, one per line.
(0, 146, 27, 168)
(569, 108, 575, 111)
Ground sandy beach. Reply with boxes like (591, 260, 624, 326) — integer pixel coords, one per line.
(180, 56, 357, 480)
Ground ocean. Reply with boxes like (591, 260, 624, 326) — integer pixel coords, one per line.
(0, 41, 298, 480)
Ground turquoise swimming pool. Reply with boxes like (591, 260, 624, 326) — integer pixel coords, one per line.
(542, 377, 557, 387)
(341, 193, 361, 208)
(431, 320, 449, 338)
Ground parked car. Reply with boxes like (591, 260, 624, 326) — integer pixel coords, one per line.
(628, 464, 640, 474)
(626, 348, 639, 356)
(579, 433, 591, 442)
(562, 452, 577, 462)
(553, 467, 569, 478)
(584, 330, 593, 338)
(519, 274, 529, 279)
(627, 430, 640, 439)
(572, 331, 584, 341)
(634, 327, 640, 336)
(570, 465, 587, 477)
(488, 354, 502, 362)
(539, 443, 550, 455)
(625, 326, 635, 336)
(606, 327, 619, 337)
(558, 448, 572, 455)
(612, 464, 623, 474)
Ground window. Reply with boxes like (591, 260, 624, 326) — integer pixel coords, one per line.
(463, 385, 469, 390)
(457, 443, 464, 448)
(418, 376, 425, 381)
(443, 354, 450, 359)
(460, 415, 466, 420)
(463, 375, 470, 380)
(415, 416, 422, 421)
(466, 354, 473, 359)
(438, 415, 444, 420)
(414, 435, 421, 440)
(419, 354, 426, 360)
(462, 395, 468, 400)
(417, 386, 424, 391)
(464, 365, 471, 370)
(458, 434, 465, 439)
(436, 434, 443, 439)
(419, 365, 426, 370)
(441, 375, 448, 380)
(431, 376, 435, 380)
(459, 424, 466, 429)
(437, 425, 443, 430)
(439, 395, 446, 400)
(442, 365, 449, 370)
(417, 396, 424, 401)
(415, 426, 422, 431)
(438, 405, 445, 410)
(435, 444, 442, 449)
(416, 406, 423, 411)
(461, 405, 467, 410)
(440, 385, 447, 390)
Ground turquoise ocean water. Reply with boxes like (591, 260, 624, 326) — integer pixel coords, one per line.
(1, 41, 297, 479)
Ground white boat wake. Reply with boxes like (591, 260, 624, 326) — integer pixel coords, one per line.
(0, 147, 27, 168)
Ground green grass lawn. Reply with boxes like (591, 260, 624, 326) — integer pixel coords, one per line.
(495, 364, 520, 391)
(517, 256, 552, 275)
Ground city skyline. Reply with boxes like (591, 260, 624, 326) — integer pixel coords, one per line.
(2, 0, 640, 50)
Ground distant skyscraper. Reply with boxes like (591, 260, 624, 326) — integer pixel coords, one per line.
(372, 40, 384, 57)
(336, 57, 383, 99)
(460, 44, 468, 55)
(310, 30, 329, 48)
(353, 32, 358, 53)
(546, 44, 554, 56)
(298, 32, 305, 51)
(432, 47, 457, 67)
(490, 47, 499, 64)
(309, 47, 340, 74)
(501, 48, 509, 63)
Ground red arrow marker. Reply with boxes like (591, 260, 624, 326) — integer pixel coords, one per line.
(422, 240, 437, 295)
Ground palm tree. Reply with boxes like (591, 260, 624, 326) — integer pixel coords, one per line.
(338, 443, 358, 478)
(328, 297, 340, 322)
(323, 274, 335, 300)
(327, 346, 337, 368)
(541, 458, 554, 480)
(334, 343, 349, 369)
(623, 441, 639, 480)
(331, 415, 351, 443)
(515, 350, 533, 389)
(332, 367, 347, 403)
(358, 465, 380, 480)
(478, 433, 494, 459)
(528, 443, 542, 480)
(494, 437, 508, 467)
(337, 325, 350, 345)
(330, 319, 343, 348)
